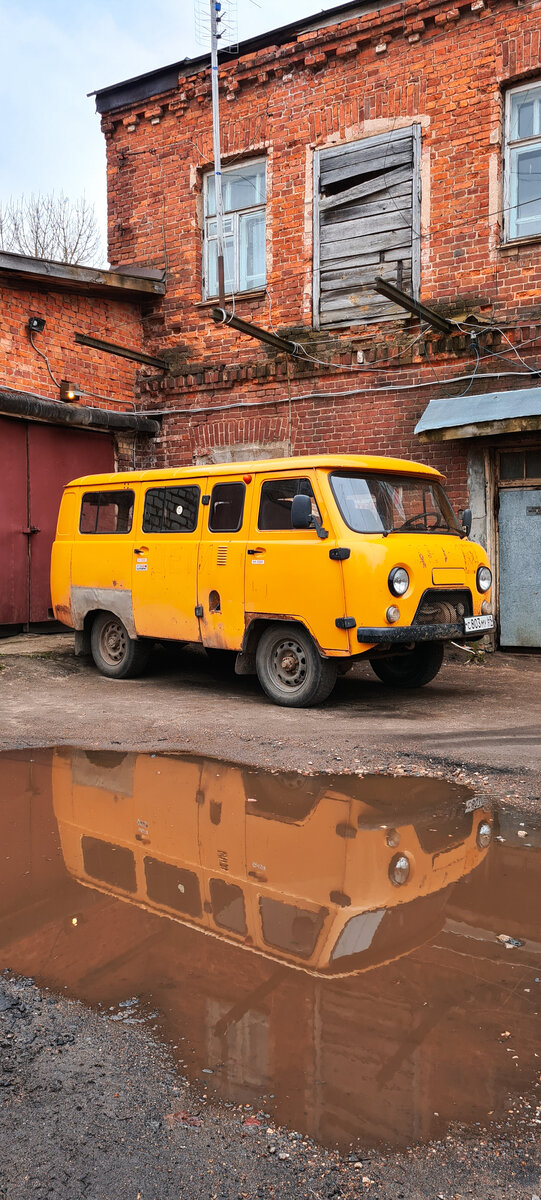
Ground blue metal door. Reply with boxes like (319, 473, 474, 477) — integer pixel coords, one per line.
(499, 487, 541, 647)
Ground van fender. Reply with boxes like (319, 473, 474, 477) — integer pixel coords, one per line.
(236, 613, 329, 675)
(70, 586, 137, 639)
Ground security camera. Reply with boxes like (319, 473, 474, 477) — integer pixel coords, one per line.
(27, 316, 46, 333)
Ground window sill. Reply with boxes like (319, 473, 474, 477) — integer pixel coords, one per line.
(499, 234, 541, 250)
(195, 290, 267, 308)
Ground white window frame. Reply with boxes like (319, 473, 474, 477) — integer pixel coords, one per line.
(503, 79, 541, 243)
(202, 158, 266, 299)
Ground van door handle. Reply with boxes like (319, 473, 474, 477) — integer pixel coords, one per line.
(133, 546, 148, 555)
(247, 547, 266, 555)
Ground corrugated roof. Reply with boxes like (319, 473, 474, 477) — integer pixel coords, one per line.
(415, 387, 541, 441)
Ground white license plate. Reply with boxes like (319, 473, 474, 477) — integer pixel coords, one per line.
(464, 614, 494, 633)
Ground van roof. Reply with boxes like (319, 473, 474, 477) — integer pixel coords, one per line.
(67, 453, 443, 487)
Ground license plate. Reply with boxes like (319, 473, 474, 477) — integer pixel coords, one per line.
(464, 614, 494, 633)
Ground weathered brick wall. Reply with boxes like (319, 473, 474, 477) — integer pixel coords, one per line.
(99, 0, 541, 505)
(0, 282, 145, 408)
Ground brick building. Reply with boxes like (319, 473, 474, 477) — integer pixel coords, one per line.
(0, 252, 162, 626)
(93, 0, 541, 647)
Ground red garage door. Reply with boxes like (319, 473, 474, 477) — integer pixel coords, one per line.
(0, 418, 114, 626)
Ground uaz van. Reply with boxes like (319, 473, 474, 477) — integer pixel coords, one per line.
(50, 454, 493, 706)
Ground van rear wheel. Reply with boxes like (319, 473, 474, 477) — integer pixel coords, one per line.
(90, 612, 150, 680)
(255, 623, 337, 707)
(370, 642, 444, 688)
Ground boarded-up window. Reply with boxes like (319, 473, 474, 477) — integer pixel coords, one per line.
(313, 126, 421, 327)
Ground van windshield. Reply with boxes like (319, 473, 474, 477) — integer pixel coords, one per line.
(329, 472, 463, 536)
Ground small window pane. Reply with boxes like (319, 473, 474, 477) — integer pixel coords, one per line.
(82, 836, 137, 893)
(500, 452, 524, 481)
(143, 486, 200, 533)
(207, 232, 235, 297)
(208, 482, 245, 532)
(144, 858, 202, 917)
(239, 211, 266, 291)
(510, 87, 541, 141)
(258, 478, 320, 531)
(80, 491, 134, 534)
(210, 879, 247, 934)
(526, 449, 541, 478)
(510, 145, 541, 238)
(259, 897, 325, 959)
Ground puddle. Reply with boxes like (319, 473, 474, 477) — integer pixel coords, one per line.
(1, 747, 540, 1152)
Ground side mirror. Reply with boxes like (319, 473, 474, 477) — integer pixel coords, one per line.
(291, 494, 313, 529)
(460, 507, 472, 537)
(291, 493, 329, 540)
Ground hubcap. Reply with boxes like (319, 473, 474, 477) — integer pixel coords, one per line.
(271, 638, 307, 689)
(99, 619, 127, 665)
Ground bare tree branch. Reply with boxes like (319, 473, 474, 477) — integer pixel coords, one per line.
(0, 191, 103, 265)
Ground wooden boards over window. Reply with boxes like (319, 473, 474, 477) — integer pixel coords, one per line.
(313, 126, 421, 328)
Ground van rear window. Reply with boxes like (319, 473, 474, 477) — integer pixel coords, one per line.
(143, 486, 200, 533)
(80, 490, 134, 534)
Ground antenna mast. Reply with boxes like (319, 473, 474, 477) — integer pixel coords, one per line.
(210, 0, 226, 303)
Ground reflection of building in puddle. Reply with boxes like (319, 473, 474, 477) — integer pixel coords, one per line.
(53, 747, 492, 976)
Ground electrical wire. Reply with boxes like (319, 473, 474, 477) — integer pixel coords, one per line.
(135, 368, 534, 419)
(28, 330, 61, 388)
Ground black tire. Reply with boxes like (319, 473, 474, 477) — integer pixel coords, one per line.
(255, 623, 337, 707)
(370, 642, 444, 688)
(90, 612, 150, 680)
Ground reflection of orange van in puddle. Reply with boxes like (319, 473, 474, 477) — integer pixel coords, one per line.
(53, 749, 492, 976)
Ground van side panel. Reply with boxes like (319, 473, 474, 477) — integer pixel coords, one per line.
(50, 490, 76, 626)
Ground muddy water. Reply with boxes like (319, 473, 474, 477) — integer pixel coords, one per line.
(0, 747, 539, 1152)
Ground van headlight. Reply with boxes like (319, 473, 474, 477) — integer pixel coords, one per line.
(388, 853, 410, 886)
(476, 566, 492, 593)
(476, 820, 492, 849)
(388, 567, 410, 597)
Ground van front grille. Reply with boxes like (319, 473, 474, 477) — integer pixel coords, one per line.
(414, 589, 472, 624)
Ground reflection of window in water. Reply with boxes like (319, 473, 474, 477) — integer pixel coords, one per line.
(144, 858, 202, 918)
(210, 879, 247, 934)
(259, 897, 325, 958)
(82, 836, 137, 893)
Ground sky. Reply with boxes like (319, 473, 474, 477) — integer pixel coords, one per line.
(0, 0, 347, 264)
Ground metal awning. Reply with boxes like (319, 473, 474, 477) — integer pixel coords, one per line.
(415, 386, 541, 442)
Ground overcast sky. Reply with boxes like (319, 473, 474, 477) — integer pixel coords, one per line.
(0, 0, 346, 263)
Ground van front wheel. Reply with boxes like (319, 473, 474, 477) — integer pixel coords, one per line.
(255, 623, 337, 707)
(370, 642, 444, 688)
(90, 612, 150, 680)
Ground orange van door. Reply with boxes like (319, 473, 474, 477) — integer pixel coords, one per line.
(244, 472, 349, 652)
(197, 475, 251, 649)
(131, 480, 204, 642)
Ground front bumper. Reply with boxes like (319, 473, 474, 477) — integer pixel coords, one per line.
(357, 621, 489, 644)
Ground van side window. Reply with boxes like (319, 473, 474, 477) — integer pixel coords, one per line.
(258, 478, 321, 531)
(210, 879, 247, 934)
(81, 836, 137, 893)
(208, 482, 245, 532)
(259, 897, 325, 959)
(144, 857, 202, 918)
(143, 486, 200, 533)
(79, 490, 134, 534)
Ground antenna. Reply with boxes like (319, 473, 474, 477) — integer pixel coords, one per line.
(194, 0, 238, 303)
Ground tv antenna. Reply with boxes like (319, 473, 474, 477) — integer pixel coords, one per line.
(194, 0, 238, 303)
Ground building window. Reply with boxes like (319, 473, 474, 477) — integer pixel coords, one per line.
(313, 126, 421, 327)
(203, 159, 266, 298)
(504, 82, 541, 241)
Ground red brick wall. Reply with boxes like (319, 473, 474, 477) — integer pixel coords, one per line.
(0, 282, 145, 408)
(99, 0, 541, 506)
